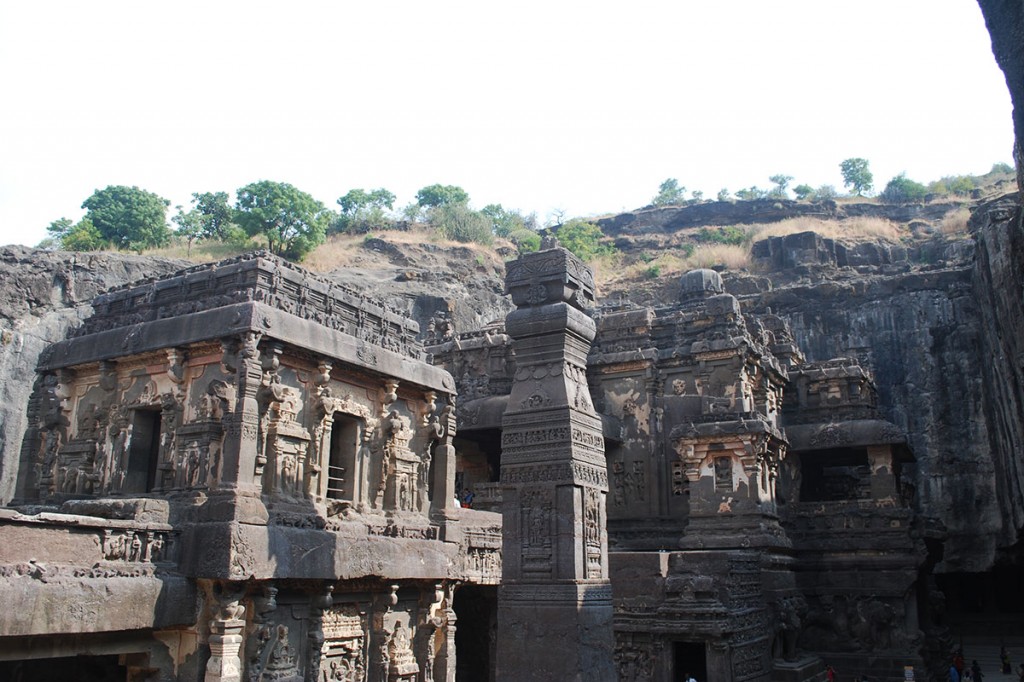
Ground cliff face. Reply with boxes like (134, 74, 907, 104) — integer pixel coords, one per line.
(1, 197, 1023, 571)
(978, 0, 1024, 192)
(725, 238, 997, 571)
(971, 196, 1024, 557)
(0, 247, 189, 503)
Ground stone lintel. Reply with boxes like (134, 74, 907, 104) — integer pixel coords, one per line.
(0, 573, 197, 637)
(178, 521, 458, 582)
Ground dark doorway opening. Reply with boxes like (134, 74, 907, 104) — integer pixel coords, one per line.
(0, 654, 126, 681)
(454, 584, 497, 682)
(328, 414, 360, 502)
(936, 564, 1024, 635)
(454, 428, 501, 511)
(673, 641, 707, 682)
(799, 447, 870, 502)
(125, 409, 161, 494)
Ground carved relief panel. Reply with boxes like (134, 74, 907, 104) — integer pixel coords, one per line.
(320, 604, 367, 682)
(520, 487, 553, 578)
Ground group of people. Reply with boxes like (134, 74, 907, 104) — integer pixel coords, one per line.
(949, 653, 983, 682)
(949, 648, 1021, 682)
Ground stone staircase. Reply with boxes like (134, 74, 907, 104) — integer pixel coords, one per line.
(954, 636, 1024, 682)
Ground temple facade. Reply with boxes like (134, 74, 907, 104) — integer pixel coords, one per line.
(428, 250, 926, 682)
(0, 247, 928, 681)
(0, 252, 501, 682)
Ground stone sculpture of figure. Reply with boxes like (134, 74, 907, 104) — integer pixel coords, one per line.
(387, 410, 412, 447)
(266, 624, 297, 672)
(129, 533, 143, 562)
(149, 534, 165, 562)
(280, 454, 297, 495)
(778, 598, 802, 661)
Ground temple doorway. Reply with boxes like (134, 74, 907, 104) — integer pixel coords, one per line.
(454, 584, 497, 682)
(673, 641, 707, 682)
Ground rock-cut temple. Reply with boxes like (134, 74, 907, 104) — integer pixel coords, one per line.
(0, 247, 939, 681)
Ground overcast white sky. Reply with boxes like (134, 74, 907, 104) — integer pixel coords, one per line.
(0, 1, 1014, 248)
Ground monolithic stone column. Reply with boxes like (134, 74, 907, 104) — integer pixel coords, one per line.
(495, 241, 616, 682)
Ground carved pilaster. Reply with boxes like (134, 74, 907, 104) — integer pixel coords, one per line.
(202, 333, 267, 523)
(205, 586, 247, 682)
(308, 583, 334, 678)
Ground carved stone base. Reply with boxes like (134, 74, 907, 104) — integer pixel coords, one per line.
(199, 489, 269, 525)
(495, 584, 616, 681)
(771, 655, 825, 682)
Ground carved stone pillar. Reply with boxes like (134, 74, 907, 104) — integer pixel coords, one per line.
(204, 333, 267, 523)
(434, 583, 458, 682)
(430, 396, 461, 542)
(308, 583, 334, 678)
(495, 242, 616, 681)
(205, 587, 247, 682)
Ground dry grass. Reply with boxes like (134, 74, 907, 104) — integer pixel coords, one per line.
(144, 239, 255, 262)
(302, 228, 505, 273)
(751, 216, 902, 242)
(593, 245, 752, 287)
(301, 233, 365, 271)
(688, 244, 750, 270)
(939, 207, 971, 235)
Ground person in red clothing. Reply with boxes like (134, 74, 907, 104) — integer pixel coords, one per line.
(954, 650, 965, 678)
(826, 665, 836, 682)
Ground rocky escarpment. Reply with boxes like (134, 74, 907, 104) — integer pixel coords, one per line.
(0, 247, 189, 502)
(595, 194, 1023, 572)
(320, 237, 512, 334)
(594, 198, 978, 237)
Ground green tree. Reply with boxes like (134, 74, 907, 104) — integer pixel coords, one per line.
(793, 184, 814, 200)
(171, 206, 205, 256)
(191, 191, 235, 240)
(481, 204, 524, 237)
(716, 188, 731, 202)
(768, 174, 793, 199)
(337, 187, 396, 214)
(428, 203, 493, 245)
(416, 184, 469, 208)
(235, 180, 332, 260)
(879, 173, 928, 204)
(814, 184, 838, 201)
(335, 188, 398, 234)
(990, 161, 1014, 175)
(81, 185, 171, 251)
(46, 217, 106, 251)
(735, 186, 768, 201)
(840, 158, 873, 195)
(555, 219, 613, 261)
(653, 178, 686, 206)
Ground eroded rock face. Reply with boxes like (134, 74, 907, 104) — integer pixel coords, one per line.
(0, 247, 188, 504)
(977, 0, 1024, 192)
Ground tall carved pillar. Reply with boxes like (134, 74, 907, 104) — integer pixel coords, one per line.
(205, 333, 267, 523)
(430, 396, 461, 542)
(495, 242, 616, 681)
